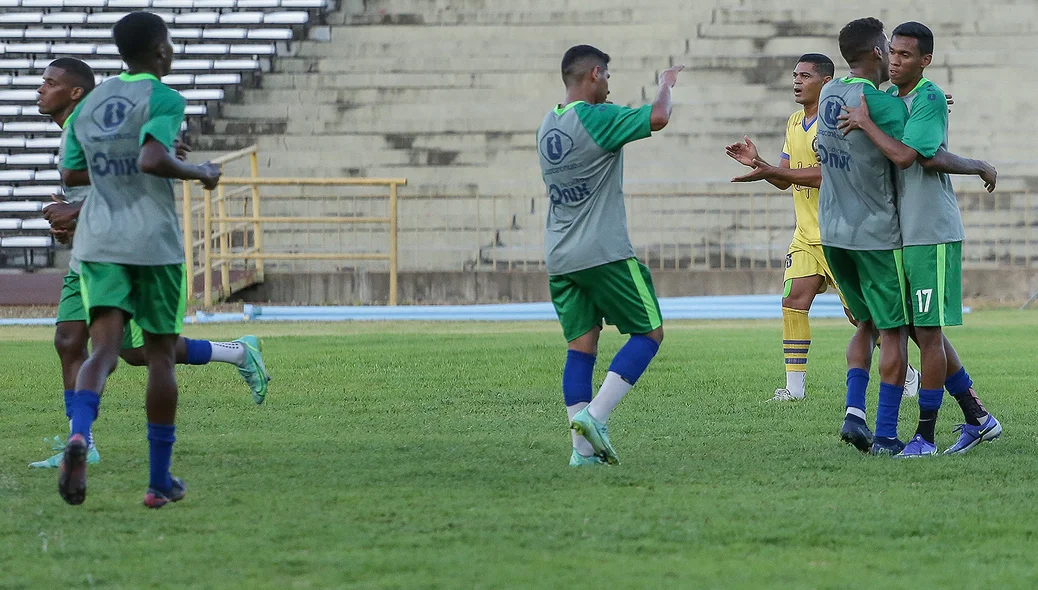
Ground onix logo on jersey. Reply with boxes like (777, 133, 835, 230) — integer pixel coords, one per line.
(817, 144, 851, 171)
(91, 96, 135, 132)
(90, 152, 140, 177)
(820, 95, 846, 130)
(540, 128, 574, 165)
(548, 182, 591, 205)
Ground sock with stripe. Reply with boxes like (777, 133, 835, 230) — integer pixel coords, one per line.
(587, 335, 660, 423)
(845, 368, 869, 422)
(782, 307, 811, 397)
(563, 350, 596, 456)
(182, 339, 246, 366)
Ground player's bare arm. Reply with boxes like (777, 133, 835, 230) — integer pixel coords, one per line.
(139, 137, 221, 190)
(725, 136, 791, 190)
(650, 65, 684, 131)
(839, 96, 994, 190)
(732, 158, 821, 189)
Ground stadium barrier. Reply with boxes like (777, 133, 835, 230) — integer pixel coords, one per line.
(181, 145, 407, 306)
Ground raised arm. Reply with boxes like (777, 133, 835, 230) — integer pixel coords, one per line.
(650, 65, 684, 131)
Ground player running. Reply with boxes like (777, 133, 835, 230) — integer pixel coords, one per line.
(57, 12, 225, 507)
(32, 57, 270, 470)
(537, 45, 682, 466)
(725, 53, 921, 402)
(837, 21, 1001, 456)
(817, 18, 912, 455)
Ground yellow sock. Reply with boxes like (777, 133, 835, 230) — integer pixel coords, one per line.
(782, 307, 811, 395)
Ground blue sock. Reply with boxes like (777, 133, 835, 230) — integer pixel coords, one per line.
(875, 382, 904, 439)
(183, 338, 213, 365)
(63, 390, 75, 419)
(608, 335, 660, 385)
(945, 367, 972, 395)
(845, 368, 869, 421)
(147, 423, 176, 491)
(69, 390, 100, 441)
(563, 350, 595, 406)
(919, 388, 944, 412)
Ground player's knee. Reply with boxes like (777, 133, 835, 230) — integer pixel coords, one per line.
(119, 347, 147, 367)
(647, 326, 664, 345)
(54, 324, 87, 359)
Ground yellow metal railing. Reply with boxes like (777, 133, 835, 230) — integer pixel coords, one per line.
(181, 145, 406, 306)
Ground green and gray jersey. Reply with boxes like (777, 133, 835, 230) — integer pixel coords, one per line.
(537, 101, 652, 275)
(891, 78, 965, 246)
(62, 72, 186, 266)
(817, 77, 909, 250)
(58, 117, 92, 273)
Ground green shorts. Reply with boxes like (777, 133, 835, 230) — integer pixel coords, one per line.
(56, 268, 145, 349)
(822, 247, 909, 330)
(903, 242, 963, 327)
(549, 258, 663, 342)
(79, 262, 187, 336)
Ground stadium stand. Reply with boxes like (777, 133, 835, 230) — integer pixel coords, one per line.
(0, 0, 324, 268)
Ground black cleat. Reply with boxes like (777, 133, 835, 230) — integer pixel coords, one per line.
(58, 434, 88, 505)
(840, 417, 874, 453)
(871, 436, 906, 456)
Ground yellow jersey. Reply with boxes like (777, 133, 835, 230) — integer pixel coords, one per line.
(781, 110, 821, 246)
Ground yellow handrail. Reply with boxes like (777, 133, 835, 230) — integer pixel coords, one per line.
(181, 145, 405, 307)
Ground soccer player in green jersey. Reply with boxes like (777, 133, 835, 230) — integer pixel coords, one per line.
(837, 22, 1001, 456)
(32, 57, 270, 470)
(536, 45, 682, 466)
(57, 12, 224, 507)
(816, 18, 912, 455)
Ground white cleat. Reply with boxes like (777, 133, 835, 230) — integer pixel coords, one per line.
(903, 365, 921, 398)
(769, 388, 805, 402)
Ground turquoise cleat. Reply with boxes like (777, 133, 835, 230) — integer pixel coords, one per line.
(235, 335, 271, 405)
(569, 449, 605, 467)
(570, 408, 619, 465)
(29, 436, 100, 469)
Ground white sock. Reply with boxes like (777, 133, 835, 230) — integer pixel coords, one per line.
(786, 371, 806, 397)
(587, 372, 633, 424)
(846, 407, 866, 421)
(210, 341, 246, 365)
(567, 403, 595, 456)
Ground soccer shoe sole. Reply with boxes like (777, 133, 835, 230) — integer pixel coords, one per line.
(945, 420, 1003, 455)
(840, 424, 873, 454)
(144, 476, 187, 509)
(58, 436, 88, 505)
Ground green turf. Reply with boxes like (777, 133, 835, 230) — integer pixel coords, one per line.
(2, 310, 1038, 588)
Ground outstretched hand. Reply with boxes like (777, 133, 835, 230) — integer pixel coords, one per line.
(731, 158, 777, 183)
(837, 93, 872, 136)
(659, 64, 685, 88)
(725, 136, 761, 168)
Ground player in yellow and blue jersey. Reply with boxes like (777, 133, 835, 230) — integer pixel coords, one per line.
(726, 53, 921, 403)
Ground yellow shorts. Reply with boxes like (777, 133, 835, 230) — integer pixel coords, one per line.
(784, 239, 841, 298)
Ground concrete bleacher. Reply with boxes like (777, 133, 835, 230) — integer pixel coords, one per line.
(0, 0, 326, 268)
(189, 0, 1038, 271)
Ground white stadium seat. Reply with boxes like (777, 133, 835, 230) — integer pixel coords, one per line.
(0, 201, 43, 212)
(3, 154, 55, 166)
(237, 0, 279, 7)
(70, 28, 115, 39)
(0, 14, 42, 24)
(1, 42, 50, 53)
(171, 28, 203, 39)
(203, 28, 248, 40)
(184, 104, 207, 115)
(195, 73, 240, 84)
(62, 0, 106, 6)
(0, 122, 59, 132)
(44, 13, 88, 24)
(281, 0, 324, 6)
(21, 218, 52, 230)
(0, 138, 25, 148)
(14, 185, 60, 196)
(153, 0, 194, 8)
(229, 44, 275, 54)
(247, 29, 292, 40)
(0, 30, 24, 39)
(220, 12, 263, 24)
(26, 139, 61, 149)
(0, 106, 20, 115)
(0, 89, 36, 101)
(212, 58, 258, 69)
(264, 12, 308, 24)
(195, 0, 235, 7)
(24, 28, 71, 40)
(36, 170, 59, 181)
(0, 0, 18, 7)
(183, 43, 229, 54)
(0, 187, 11, 197)
(175, 13, 219, 24)
(108, 0, 150, 6)
(162, 73, 194, 85)
(181, 88, 223, 100)
(0, 219, 21, 230)
(2, 236, 53, 247)
(23, 0, 63, 6)
(0, 58, 32, 68)
(171, 59, 214, 70)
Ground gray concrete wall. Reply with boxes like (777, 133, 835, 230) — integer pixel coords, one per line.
(237, 269, 1038, 305)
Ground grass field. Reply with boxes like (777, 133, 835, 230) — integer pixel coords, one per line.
(2, 310, 1038, 588)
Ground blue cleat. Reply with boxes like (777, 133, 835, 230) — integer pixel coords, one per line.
(143, 475, 187, 509)
(944, 414, 1002, 455)
(840, 417, 874, 453)
(897, 434, 938, 458)
(871, 436, 906, 456)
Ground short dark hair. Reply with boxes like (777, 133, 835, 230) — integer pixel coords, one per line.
(892, 21, 934, 56)
(47, 57, 95, 93)
(561, 45, 609, 87)
(112, 11, 168, 64)
(838, 17, 886, 65)
(797, 53, 835, 78)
